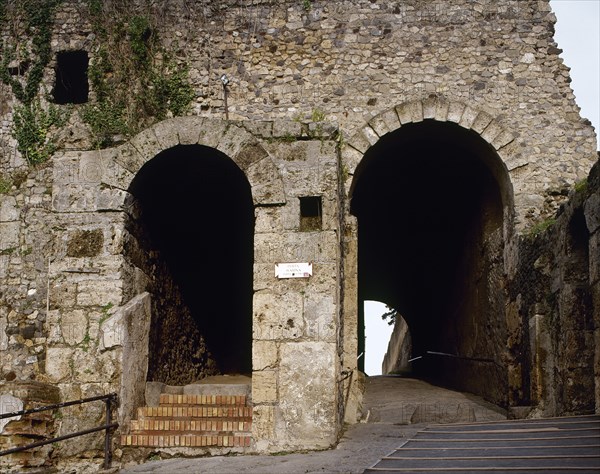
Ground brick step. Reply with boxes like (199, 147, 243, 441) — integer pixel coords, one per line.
(158, 394, 248, 406)
(131, 419, 251, 433)
(138, 406, 253, 419)
(121, 433, 251, 448)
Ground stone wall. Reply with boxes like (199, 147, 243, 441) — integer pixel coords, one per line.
(382, 316, 412, 376)
(507, 161, 599, 417)
(0, 0, 598, 470)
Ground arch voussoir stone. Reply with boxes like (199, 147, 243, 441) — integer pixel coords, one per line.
(472, 112, 494, 135)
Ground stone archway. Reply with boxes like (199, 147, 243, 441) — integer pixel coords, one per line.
(341, 98, 516, 419)
(94, 117, 286, 429)
(128, 144, 255, 381)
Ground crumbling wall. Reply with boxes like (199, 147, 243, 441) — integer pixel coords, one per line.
(507, 160, 599, 417)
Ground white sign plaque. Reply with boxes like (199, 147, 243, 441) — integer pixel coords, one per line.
(275, 262, 313, 279)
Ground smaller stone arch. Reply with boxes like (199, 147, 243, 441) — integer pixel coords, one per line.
(103, 116, 286, 206)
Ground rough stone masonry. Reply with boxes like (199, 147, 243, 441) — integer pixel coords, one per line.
(0, 0, 598, 471)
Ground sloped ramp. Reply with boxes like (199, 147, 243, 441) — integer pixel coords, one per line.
(364, 415, 600, 473)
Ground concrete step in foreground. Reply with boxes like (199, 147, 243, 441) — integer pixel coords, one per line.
(364, 415, 600, 473)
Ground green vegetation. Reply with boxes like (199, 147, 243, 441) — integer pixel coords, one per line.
(84, 4, 195, 148)
(13, 100, 69, 165)
(0, 173, 12, 194)
(98, 302, 114, 326)
(0, 1, 68, 165)
(574, 178, 588, 194)
(527, 218, 556, 238)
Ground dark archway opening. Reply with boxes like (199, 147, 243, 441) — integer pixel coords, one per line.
(129, 145, 254, 383)
(351, 120, 509, 405)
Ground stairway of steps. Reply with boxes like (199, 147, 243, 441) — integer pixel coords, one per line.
(120, 393, 252, 449)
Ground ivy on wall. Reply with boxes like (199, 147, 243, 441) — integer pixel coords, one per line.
(0, 0, 68, 165)
(0, 0, 195, 161)
(83, 1, 195, 148)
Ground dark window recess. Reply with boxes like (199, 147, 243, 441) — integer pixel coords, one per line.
(53, 51, 89, 104)
(300, 196, 322, 231)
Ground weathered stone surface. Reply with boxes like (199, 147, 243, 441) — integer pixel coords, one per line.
(0, 196, 18, 222)
(278, 341, 337, 449)
(61, 309, 87, 345)
(45, 347, 74, 382)
(253, 291, 304, 341)
(584, 193, 600, 234)
(0, 1, 597, 469)
(252, 370, 278, 403)
(0, 394, 22, 433)
(382, 316, 412, 375)
(252, 340, 278, 371)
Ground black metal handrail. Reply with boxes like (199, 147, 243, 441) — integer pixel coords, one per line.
(0, 392, 118, 469)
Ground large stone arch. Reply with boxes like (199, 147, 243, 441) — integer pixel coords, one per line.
(343, 97, 516, 205)
(341, 97, 517, 421)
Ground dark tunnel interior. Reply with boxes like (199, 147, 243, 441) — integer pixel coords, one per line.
(351, 120, 508, 402)
(129, 145, 254, 376)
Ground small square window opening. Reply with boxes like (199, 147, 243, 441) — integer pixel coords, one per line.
(300, 196, 322, 231)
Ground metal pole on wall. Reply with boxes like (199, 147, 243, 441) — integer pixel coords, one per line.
(221, 74, 230, 120)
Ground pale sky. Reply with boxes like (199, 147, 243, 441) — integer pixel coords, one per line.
(364, 0, 600, 376)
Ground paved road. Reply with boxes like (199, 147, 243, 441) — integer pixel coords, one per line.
(118, 377, 506, 474)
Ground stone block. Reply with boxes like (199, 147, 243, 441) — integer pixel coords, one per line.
(272, 121, 301, 139)
(51, 184, 98, 213)
(99, 148, 134, 190)
(254, 207, 284, 234)
(175, 116, 208, 145)
(244, 120, 274, 138)
(246, 157, 286, 206)
(492, 129, 515, 150)
(96, 188, 128, 211)
(151, 120, 182, 150)
(0, 311, 7, 351)
(128, 127, 164, 161)
(252, 370, 278, 403)
(253, 340, 278, 371)
(304, 294, 336, 342)
(100, 309, 123, 350)
(114, 142, 146, 174)
(0, 196, 18, 222)
(252, 405, 275, 441)
(61, 309, 87, 345)
(434, 98, 450, 121)
(0, 394, 23, 434)
(447, 101, 466, 123)
(76, 280, 123, 307)
(278, 341, 337, 448)
(253, 291, 304, 340)
(78, 152, 104, 184)
(0, 221, 19, 250)
(52, 152, 80, 185)
(45, 347, 74, 382)
(216, 123, 252, 159)
(348, 130, 372, 154)
(459, 106, 479, 129)
(480, 120, 504, 144)
(470, 111, 493, 134)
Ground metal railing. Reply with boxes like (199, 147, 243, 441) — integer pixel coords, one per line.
(0, 393, 118, 469)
